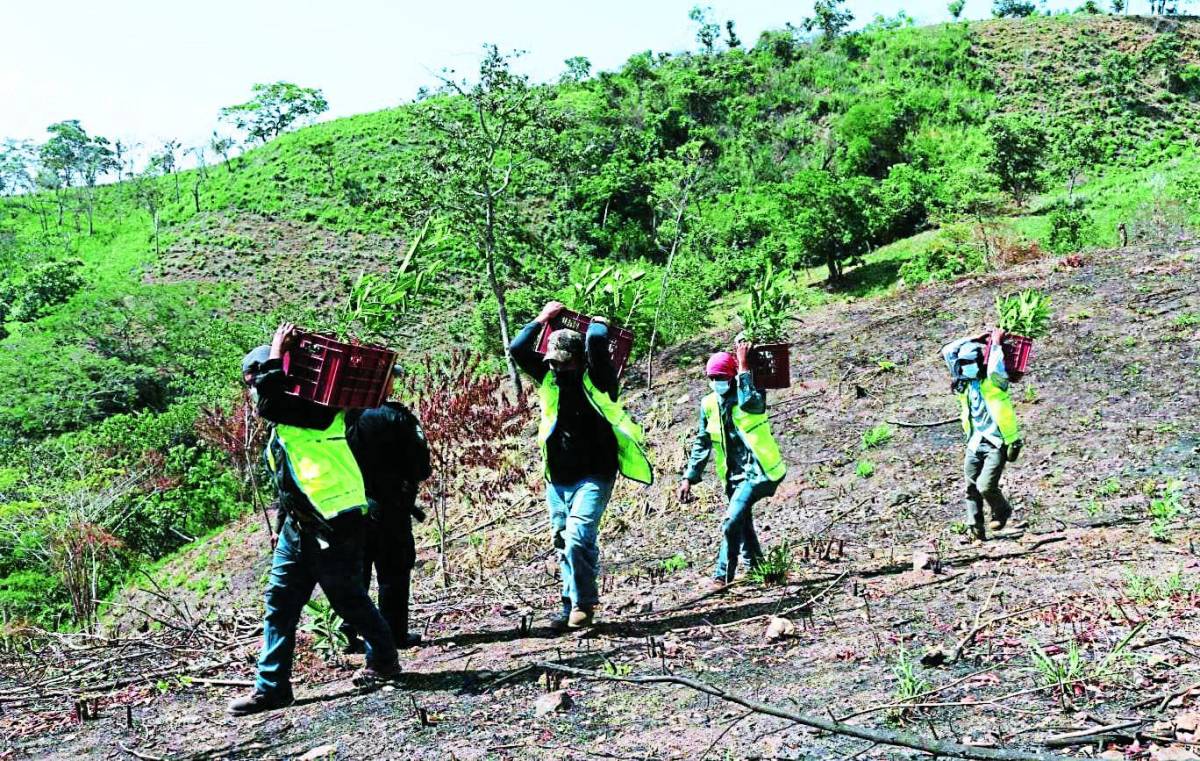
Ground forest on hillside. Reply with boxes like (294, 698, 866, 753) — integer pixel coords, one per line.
(1, 4, 1199, 633)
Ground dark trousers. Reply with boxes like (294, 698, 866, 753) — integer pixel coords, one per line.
(342, 507, 416, 644)
(254, 514, 397, 696)
(964, 440, 1012, 530)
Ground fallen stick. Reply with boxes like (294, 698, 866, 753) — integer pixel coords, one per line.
(950, 603, 1053, 662)
(118, 743, 164, 761)
(887, 417, 958, 428)
(538, 663, 1072, 761)
(1041, 719, 1144, 748)
(1133, 680, 1200, 710)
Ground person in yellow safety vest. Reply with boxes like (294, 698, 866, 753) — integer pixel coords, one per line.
(678, 343, 787, 591)
(228, 323, 399, 717)
(510, 301, 653, 631)
(941, 329, 1024, 542)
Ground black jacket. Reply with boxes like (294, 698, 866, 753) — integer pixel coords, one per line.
(345, 401, 431, 521)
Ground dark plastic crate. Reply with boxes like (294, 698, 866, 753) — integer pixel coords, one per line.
(282, 331, 397, 409)
(983, 333, 1034, 375)
(535, 309, 635, 376)
(750, 343, 791, 389)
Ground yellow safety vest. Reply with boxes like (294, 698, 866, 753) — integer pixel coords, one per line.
(957, 376, 1020, 445)
(267, 411, 369, 520)
(537, 372, 654, 485)
(702, 392, 787, 485)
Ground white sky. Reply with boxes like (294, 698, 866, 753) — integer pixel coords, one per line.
(1, 0, 1083, 157)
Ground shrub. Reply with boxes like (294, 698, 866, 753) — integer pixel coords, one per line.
(1046, 201, 1093, 254)
(6, 259, 85, 322)
(119, 445, 244, 556)
(899, 226, 983, 285)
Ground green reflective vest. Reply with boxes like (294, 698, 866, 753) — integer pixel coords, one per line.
(702, 392, 787, 485)
(957, 377, 1020, 445)
(538, 372, 654, 485)
(268, 411, 369, 520)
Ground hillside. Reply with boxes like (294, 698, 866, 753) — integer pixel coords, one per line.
(1, 10, 1200, 761)
(5, 237, 1199, 760)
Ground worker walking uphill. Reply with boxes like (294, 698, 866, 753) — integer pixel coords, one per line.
(678, 344, 787, 590)
(510, 301, 653, 630)
(942, 329, 1024, 541)
(229, 323, 399, 717)
(340, 376, 432, 653)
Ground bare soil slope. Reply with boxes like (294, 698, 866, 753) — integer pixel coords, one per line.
(5, 243, 1199, 760)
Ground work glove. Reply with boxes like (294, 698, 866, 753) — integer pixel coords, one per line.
(1007, 439, 1023, 462)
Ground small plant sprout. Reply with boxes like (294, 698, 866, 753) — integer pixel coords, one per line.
(747, 543, 793, 586)
(738, 260, 794, 344)
(659, 553, 688, 574)
(1148, 480, 1184, 541)
(1023, 385, 1038, 403)
(855, 460, 876, 478)
(301, 597, 347, 663)
(861, 423, 895, 450)
(889, 644, 931, 721)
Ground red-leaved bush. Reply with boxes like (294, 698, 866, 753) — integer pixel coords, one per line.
(400, 351, 533, 586)
(195, 388, 270, 499)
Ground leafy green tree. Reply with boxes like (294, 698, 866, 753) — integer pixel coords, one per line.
(39, 120, 116, 234)
(1100, 51, 1138, 106)
(784, 170, 875, 282)
(948, 0, 967, 18)
(985, 114, 1046, 206)
(560, 56, 592, 84)
(724, 20, 742, 48)
(1053, 121, 1104, 199)
(219, 81, 329, 144)
(413, 45, 560, 393)
(689, 6, 719, 54)
(208, 131, 236, 172)
(156, 139, 181, 203)
(1112, 0, 1125, 11)
(993, 0, 1038, 16)
(0, 140, 35, 197)
(803, 0, 854, 44)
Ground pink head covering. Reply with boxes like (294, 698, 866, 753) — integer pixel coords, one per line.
(705, 351, 738, 378)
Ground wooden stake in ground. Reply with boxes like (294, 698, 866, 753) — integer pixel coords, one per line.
(538, 663, 1073, 761)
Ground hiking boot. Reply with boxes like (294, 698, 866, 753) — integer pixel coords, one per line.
(548, 613, 571, 633)
(227, 688, 294, 717)
(701, 577, 727, 594)
(352, 663, 399, 689)
(343, 637, 366, 655)
(567, 607, 595, 629)
(399, 632, 423, 649)
(989, 508, 1012, 532)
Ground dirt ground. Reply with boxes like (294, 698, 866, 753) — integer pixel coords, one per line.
(3, 242, 1199, 760)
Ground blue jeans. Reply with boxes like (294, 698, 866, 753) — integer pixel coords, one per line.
(547, 477, 614, 610)
(254, 514, 398, 697)
(714, 479, 778, 582)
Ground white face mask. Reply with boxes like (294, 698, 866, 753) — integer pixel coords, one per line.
(710, 379, 732, 395)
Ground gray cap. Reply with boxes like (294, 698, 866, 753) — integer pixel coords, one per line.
(241, 345, 271, 375)
(544, 329, 584, 364)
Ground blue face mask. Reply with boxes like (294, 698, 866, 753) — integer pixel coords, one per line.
(710, 379, 732, 395)
(959, 362, 980, 380)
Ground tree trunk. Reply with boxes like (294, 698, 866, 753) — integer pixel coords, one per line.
(646, 190, 690, 390)
(826, 252, 841, 283)
(484, 193, 522, 394)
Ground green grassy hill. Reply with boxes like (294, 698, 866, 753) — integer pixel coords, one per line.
(1, 12, 1199, 629)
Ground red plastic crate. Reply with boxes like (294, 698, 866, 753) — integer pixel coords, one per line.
(282, 331, 397, 409)
(534, 309, 635, 376)
(749, 343, 791, 389)
(983, 333, 1034, 375)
